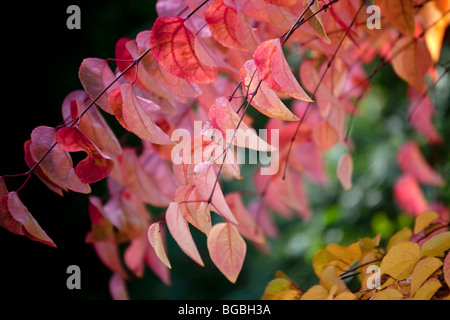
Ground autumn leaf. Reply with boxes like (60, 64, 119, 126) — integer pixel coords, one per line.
(204, 0, 259, 51)
(207, 222, 247, 283)
(305, 0, 331, 44)
(264, 0, 299, 6)
(6, 191, 56, 247)
(149, 16, 217, 84)
(240, 59, 300, 121)
(312, 121, 339, 151)
(420, 231, 450, 257)
(109, 273, 130, 300)
(337, 153, 353, 190)
(165, 202, 204, 266)
(56, 127, 114, 184)
(410, 257, 442, 296)
(119, 83, 173, 145)
(375, 0, 415, 37)
(387, 227, 413, 251)
(411, 278, 442, 300)
(148, 222, 171, 269)
(380, 241, 420, 280)
(414, 211, 439, 235)
(29, 126, 91, 194)
(193, 162, 238, 224)
(393, 174, 429, 217)
(397, 141, 444, 186)
(371, 288, 404, 300)
(78, 58, 119, 114)
(253, 38, 313, 102)
(391, 37, 433, 93)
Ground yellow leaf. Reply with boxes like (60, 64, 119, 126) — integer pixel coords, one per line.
(380, 241, 420, 280)
(301, 285, 329, 300)
(387, 227, 412, 251)
(371, 288, 404, 300)
(270, 289, 301, 300)
(414, 211, 439, 234)
(334, 292, 357, 300)
(312, 248, 338, 277)
(410, 257, 443, 296)
(420, 231, 450, 257)
(412, 278, 441, 300)
(262, 278, 291, 300)
(320, 266, 349, 296)
(326, 242, 361, 271)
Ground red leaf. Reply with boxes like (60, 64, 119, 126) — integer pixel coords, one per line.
(205, 0, 259, 51)
(29, 126, 91, 194)
(240, 60, 299, 121)
(0, 177, 24, 235)
(150, 16, 217, 83)
(253, 38, 313, 101)
(193, 162, 238, 224)
(56, 127, 114, 184)
(62, 92, 123, 158)
(78, 58, 119, 114)
(397, 141, 444, 186)
(166, 202, 204, 266)
(7, 191, 56, 247)
(207, 222, 246, 283)
(394, 174, 429, 217)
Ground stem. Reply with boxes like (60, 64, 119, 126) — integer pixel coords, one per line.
(185, 0, 210, 20)
(282, 0, 368, 180)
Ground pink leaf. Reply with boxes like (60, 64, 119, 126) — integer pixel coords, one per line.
(393, 174, 429, 217)
(193, 162, 238, 224)
(7, 191, 56, 247)
(165, 202, 204, 266)
(207, 222, 246, 283)
(337, 153, 353, 190)
(30, 126, 91, 194)
(109, 273, 130, 300)
(312, 121, 339, 151)
(210, 96, 276, 152)
(397, 141, 444, 186)
(253, 38, 313, 101)
(78, 58, 119, 114)
(120, 83, 173, 145)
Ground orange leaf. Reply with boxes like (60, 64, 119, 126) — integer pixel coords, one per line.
(391, 37, 433, 93)
(375, 0, 415, 37)
(312, 121, 339, 151)
(337, 153, 353, 190)
(149, 16, 217, 84)
(207, 222, 246, 283)
(253, 38, 313, 102)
